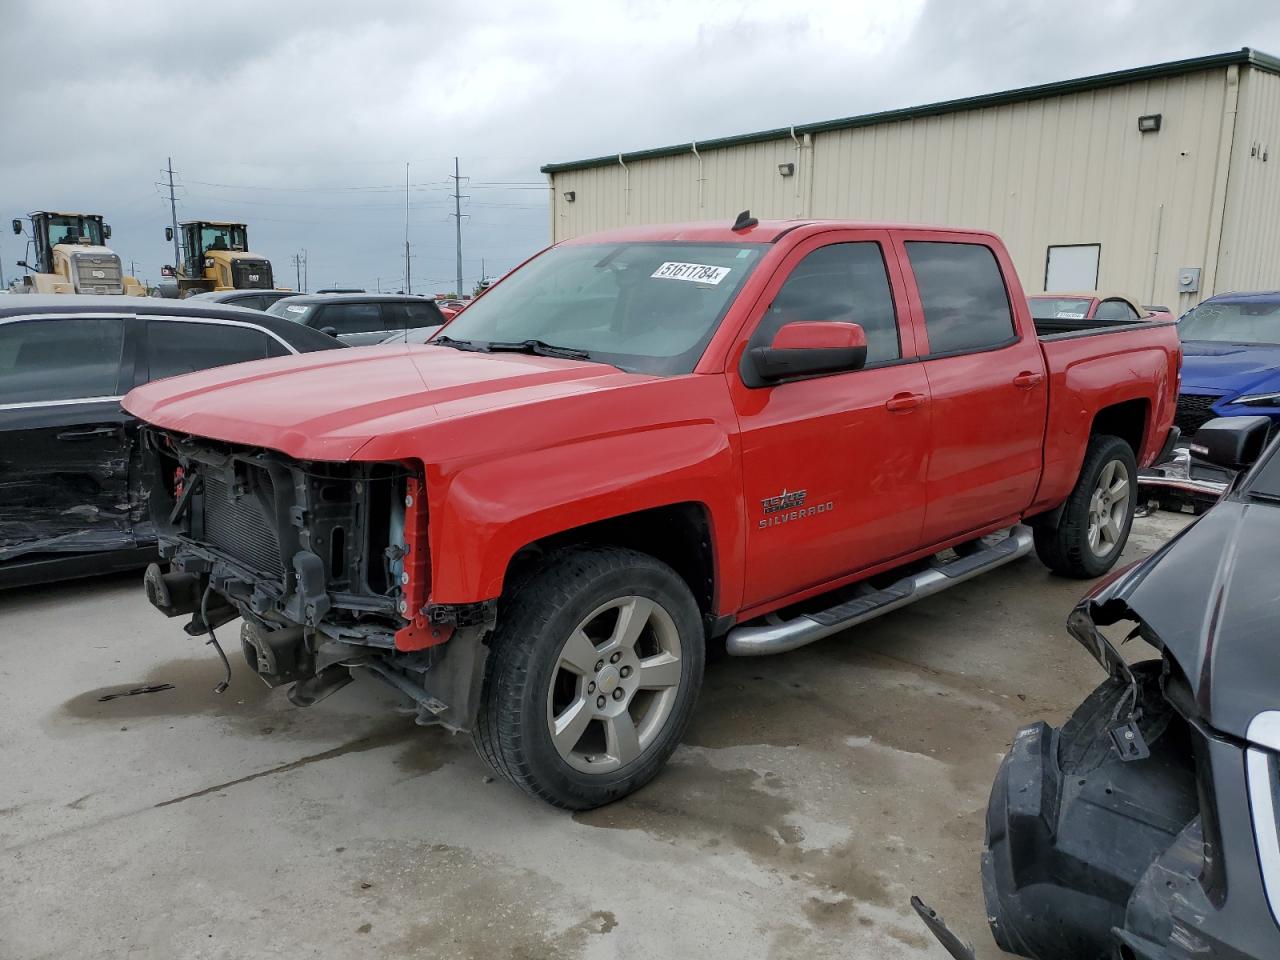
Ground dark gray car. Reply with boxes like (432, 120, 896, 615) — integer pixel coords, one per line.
(266, 293, 445, 345)
(184, 289, 297, 311)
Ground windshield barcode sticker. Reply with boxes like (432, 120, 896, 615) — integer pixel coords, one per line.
(651, 262, 731, 285)
(1055, 312, 1086, 319)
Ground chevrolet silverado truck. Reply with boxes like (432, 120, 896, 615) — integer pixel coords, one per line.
(123, 215, 1181, 809)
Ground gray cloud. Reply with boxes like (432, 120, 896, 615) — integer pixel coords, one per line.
(3, 0, 1277, 293)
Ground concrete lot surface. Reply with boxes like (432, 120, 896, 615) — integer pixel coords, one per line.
(0, 513, 1188, 960)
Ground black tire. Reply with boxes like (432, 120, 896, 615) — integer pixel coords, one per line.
(473, 545, 705, 810)
(1034, 434, 1138, 578)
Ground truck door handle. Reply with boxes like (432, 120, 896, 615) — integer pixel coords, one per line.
(56, 426, 119, 441)
(885, 392, 926, 413)
(1013, 371, 1044, 389)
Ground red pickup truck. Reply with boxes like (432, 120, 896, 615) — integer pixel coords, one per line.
(124, 216, 1180, 809)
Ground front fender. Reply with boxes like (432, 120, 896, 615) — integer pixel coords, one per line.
(424, 421, 743, 608)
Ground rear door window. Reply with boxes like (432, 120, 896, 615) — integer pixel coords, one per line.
(0, 316, 125, 404)
(145, 319, 279, 381)
(905, 242, 1016, 354)
(314, 303, 384, 336)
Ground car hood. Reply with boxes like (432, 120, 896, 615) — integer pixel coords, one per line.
(1083, 497, 1280, 740)
(122, 345, 649, 461)
(1180, 341, 1280, 395)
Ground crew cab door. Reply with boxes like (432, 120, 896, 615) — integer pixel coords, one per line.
(0, 313, 136, 563)
(729, 231, 931, 608)
(893, 232, 1048, 542)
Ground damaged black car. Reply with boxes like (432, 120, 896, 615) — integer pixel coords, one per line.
(983, 414, 1280, 960)
(0, 297, 343, 589)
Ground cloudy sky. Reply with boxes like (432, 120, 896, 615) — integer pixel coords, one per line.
(3, 0, 1279, 294)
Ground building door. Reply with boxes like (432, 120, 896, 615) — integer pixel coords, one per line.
(1044, 244, 1100, 291)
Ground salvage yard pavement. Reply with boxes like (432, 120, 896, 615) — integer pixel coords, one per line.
(0, 512, 1188, 960)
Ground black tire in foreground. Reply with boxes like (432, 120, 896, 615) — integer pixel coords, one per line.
(1034, 433, 1138, 578)
(473, 546, 705, 810)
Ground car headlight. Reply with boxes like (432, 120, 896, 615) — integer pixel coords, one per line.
(1236, 392, 1280, 407)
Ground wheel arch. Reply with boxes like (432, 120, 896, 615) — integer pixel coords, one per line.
(505, 502, 720, 630)
(1091, 397, 1150, 460)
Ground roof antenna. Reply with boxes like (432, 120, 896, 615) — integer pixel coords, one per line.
(732, 209, 758, 231)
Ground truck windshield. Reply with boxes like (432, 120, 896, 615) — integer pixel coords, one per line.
(200, 224, 248, 253)
(1028, 296, 1093, 320)
(46, 215, 103, 247)
(435, 242, 766, 374)
(1179, 301, 1280, 345)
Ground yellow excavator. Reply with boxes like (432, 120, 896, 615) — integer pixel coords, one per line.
(162, 220, 275, 297)
(10, 211, 145, 295)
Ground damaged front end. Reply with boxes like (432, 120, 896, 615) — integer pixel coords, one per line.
(139, 428, 490, 730)
(983, 552, 1280, 959)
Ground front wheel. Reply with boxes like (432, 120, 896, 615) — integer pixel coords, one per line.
(1034, 434, 1137, 578)
(473, 546, 705, 809)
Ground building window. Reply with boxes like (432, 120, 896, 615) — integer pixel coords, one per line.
(1045, 244, 1100, 292)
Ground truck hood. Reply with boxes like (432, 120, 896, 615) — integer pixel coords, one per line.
(1082, 497, 1280, 740)
(122, 345, 648, 461)
(1180, 340, 1280, 394)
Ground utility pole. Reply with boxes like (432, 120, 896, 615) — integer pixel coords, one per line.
(404, 162, 412, 295)
(166, 157, 180, 269)
(376, 276, 381, 293)
(302, 249, 308, 293)
(293, 253, 301, 291)
(451, 157, 464, 296)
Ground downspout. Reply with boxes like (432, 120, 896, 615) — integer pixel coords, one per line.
(1202, 64, 1241, 302)
(617, 153, 630, 221)
(691, 141, 704, 209)
(790, 126, 802, 218)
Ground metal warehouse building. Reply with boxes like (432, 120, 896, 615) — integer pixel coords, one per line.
(543, 49, 1280, 311)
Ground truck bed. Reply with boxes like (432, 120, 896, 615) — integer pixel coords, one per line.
(1034, 316, 1175, 338)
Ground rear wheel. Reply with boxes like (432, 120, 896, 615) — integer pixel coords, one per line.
(1034, 434, 1137, 578)
(473, 546, 705, 809)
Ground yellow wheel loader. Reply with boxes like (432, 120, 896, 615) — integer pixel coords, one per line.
(10, 212, 145, 295)
(162, 220, 274, 297)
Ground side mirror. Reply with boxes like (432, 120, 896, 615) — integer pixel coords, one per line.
(1191, 416, 1272, 470)
(103, 224, 112, 240)
(165, 227, 173, 242)
(320, 326, 338, 337)
(748, 322, 868, 384)
(11, 219, 21, 236)
(16, 260, 29, 269)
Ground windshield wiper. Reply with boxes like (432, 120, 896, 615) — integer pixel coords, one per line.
(430, 335, 488, 352)
(485, 339, 592, 361)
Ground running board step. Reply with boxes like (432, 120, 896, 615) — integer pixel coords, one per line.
(725, 525, 1035, 656)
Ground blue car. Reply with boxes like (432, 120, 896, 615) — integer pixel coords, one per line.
(1140, 291, 1280, 508)
(1176, 291, 1280, 433)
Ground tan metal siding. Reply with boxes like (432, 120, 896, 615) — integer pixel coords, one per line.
(550, 67, 1263, 311)
(809, 69, 1233, 309)
(1218, 68, 1280, 293)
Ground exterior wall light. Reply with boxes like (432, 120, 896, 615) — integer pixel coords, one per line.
(563, 191, 576, 202)
(1138, 114, 1162, 133)
(778, 162, 795, 177)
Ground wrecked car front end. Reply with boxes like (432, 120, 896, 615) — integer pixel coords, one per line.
(983, 488, 1280, 959)
(139, 428, 489, 729)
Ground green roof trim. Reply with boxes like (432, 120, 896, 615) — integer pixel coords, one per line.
(541, 47, 1280, 175)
